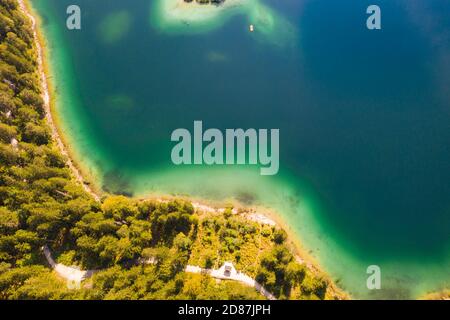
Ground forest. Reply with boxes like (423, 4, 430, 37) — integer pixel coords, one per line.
(0, 0, 340, 300)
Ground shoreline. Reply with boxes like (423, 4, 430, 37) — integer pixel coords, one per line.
(141, 194, 348, 298)
(21, 0, 347, 299)
(19, 0, 101, 201)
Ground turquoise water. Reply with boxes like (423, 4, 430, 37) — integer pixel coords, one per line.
(30, 0, 449, 298)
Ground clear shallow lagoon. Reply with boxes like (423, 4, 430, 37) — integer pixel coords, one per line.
(31, 0, 450, 298)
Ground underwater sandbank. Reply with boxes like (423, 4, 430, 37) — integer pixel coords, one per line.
(151, 0, 297, 47)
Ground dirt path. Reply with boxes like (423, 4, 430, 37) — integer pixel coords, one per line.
(185, 263, 276, 300)
(18, 0, 101, 202)
(42, 246, 95, 284)
(43, 246, 275, 299)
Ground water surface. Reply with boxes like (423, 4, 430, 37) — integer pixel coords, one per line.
(31, 0, 450, 298)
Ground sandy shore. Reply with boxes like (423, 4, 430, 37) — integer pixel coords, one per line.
(19, 0, 100, 201)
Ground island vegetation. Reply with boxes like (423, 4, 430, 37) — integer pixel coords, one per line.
(183, 0, 226, 5)
(0, 0, 349, 300)
(420, 290, 450, 301)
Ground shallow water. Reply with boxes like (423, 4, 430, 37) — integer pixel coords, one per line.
(30, 0, 450, 298)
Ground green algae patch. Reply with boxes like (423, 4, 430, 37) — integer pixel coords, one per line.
(105, 95, 135, 111)
(98, 11, 132, 45)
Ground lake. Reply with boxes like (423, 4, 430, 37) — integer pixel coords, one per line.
(30, 0, 450, 298)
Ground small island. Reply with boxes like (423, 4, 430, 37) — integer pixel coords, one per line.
(151, 0, 296, 47)
(153, 0, 248, 29)
(183, 0, 226, 5)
